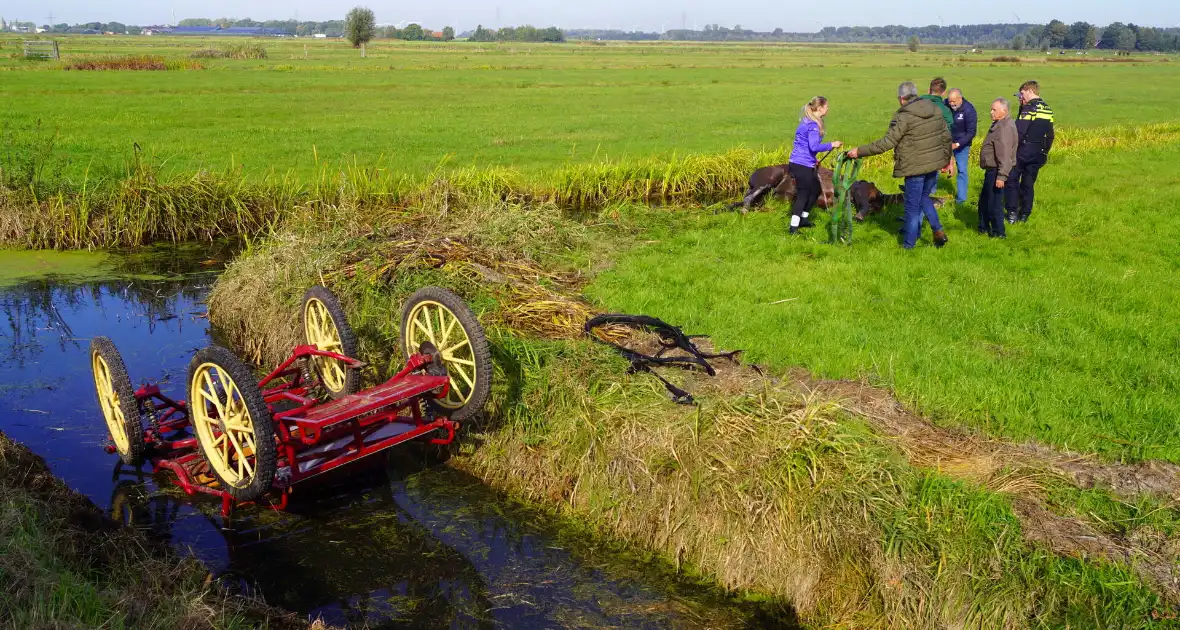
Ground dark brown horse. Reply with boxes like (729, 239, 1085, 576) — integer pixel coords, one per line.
(728, 165, 901, 221)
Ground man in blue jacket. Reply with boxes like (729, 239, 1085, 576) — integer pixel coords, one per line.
(945, 88, 977, 205)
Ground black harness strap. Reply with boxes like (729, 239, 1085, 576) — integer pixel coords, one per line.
(584, 314, 742, 405)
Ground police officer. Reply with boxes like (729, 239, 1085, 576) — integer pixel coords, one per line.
(1006, 80, 1055, 224)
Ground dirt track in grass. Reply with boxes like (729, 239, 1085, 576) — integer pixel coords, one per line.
(608, 333, 1180, 604)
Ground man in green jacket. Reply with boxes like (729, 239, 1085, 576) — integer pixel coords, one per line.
(848, 81, 953, 249)
(922, 77, 954, 132)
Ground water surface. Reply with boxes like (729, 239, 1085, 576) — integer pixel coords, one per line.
(0, 254, 792, 629)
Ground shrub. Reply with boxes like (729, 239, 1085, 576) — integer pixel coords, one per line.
(991, 56, 1021, 62)
(189, 48, 225, 59)
(222, 42, 268, 59)
(63, 55, 205, 71)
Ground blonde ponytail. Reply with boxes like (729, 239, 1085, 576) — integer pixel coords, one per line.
(799, 96, 828, 136)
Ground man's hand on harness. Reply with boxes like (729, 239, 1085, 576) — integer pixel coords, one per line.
(846, 148, 860, 159)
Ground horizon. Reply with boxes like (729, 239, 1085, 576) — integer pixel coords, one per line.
(2, 1, 1176, 33)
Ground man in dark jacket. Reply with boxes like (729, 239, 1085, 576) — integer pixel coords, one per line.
(946, 88, 977, 204)
(1005, 80, 1055, 223)
(849, 81, 953, 249)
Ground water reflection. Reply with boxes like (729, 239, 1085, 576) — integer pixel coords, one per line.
(0, 264, 792, 629)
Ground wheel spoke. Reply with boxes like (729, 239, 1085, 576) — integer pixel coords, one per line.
(441, 338, 471, 357)
(201, 372, 226, 418)
(443, 356, 476, 367)
(451, 362, 476, 389)
(440, 310, 458, 346)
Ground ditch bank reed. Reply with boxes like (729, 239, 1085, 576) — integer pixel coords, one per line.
(206, 198, 1176, 628)
(4, 122, 1178, 250)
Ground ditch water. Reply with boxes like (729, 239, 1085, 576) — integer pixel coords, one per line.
(0, 247, 791, 629)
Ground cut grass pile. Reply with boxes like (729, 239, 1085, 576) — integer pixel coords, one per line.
(205, 162, 1179, 626)
(3, 122, 1178, 249)
(0, 431, 320, 630)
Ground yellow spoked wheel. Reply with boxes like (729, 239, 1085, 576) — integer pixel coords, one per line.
(90, 337, 145, 465)
(301, 286, 360, 400)
(187, 345, 277, 502)
(400, 287, 492, 422)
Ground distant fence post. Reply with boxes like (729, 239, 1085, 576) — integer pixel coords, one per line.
(23, 40, 60, 60)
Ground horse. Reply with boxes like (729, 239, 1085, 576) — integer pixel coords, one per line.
(727, 164, 902, 221)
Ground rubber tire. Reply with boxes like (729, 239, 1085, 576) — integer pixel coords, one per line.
(300, 286, 361, 400)
(186, 345, 277, 503)
(399, 287, 493, 422)
(90, 336, 145, 466)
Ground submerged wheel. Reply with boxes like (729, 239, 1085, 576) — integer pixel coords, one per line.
(187, 345, 277, 502)
(90, 336, 145, 466)
(301, 286, 360, 400)
(109, 481, 150, 530)
(399, 287, 493, 422)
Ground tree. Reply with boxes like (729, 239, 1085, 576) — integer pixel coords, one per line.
(1065, 21, 1094, 49)
(442, 26, 455, 41)
(401, 23, 424, 40)
(344, 6, 376, 54)
(1011, 34, 1025, 50)
(907, 35, 920, 52)
(107, 22, 127, 34)
(470, 24, 495, 42)
(1045, 19, 1067, 48)
(1041, 40, 1050, 53)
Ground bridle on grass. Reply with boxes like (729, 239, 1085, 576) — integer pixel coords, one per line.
(584, 314, 741, 405)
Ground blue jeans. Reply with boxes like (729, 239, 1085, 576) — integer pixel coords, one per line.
(902, 172, 941, 249)
(953, 145, 970, 203)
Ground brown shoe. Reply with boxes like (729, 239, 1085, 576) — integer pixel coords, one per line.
(933, 230, 948, 248)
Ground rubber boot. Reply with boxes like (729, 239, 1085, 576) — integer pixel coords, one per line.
(799, 211, 814, 228)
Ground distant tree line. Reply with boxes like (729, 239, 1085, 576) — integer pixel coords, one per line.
(656, 21, 1180, 52)
(565, 29, 661, 41)
(12, 16, 1180, 52)
(468, 25, 564, 42)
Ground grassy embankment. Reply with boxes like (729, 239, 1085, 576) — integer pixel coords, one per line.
(205, 124, 1180, 627)
(3, 122, 1177, 249)
(0, 431, 320, 630)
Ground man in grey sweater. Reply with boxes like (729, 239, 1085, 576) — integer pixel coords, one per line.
(977, 98, 1018, 238)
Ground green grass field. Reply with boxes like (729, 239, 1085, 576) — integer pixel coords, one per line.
(1, 36, 1177, 180)
(5, 36, 1180, 627)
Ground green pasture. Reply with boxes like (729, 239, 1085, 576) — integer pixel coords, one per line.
(590, 141, 1180, 464)
(0, 36, 1176, 181)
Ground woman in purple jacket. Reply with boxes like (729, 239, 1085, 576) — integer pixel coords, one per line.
(788, 96, 842, 234)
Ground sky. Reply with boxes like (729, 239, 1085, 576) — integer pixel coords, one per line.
(3, 0, 1176, 31)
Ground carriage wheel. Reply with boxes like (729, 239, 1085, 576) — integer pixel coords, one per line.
(301, 286, 360, 400)
(90, 337, 145, 466)
(187, 345, 277, 502)
(399, 287, 492, 422)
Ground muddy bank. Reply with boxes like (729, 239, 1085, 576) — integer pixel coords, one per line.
(0, 430, 313, 630)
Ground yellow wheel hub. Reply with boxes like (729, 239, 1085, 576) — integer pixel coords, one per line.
(405, 300, 477, 409)
(304, 298, 348, 392)
(92, 352, 130, 455)
(190, 363, 260, 488)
